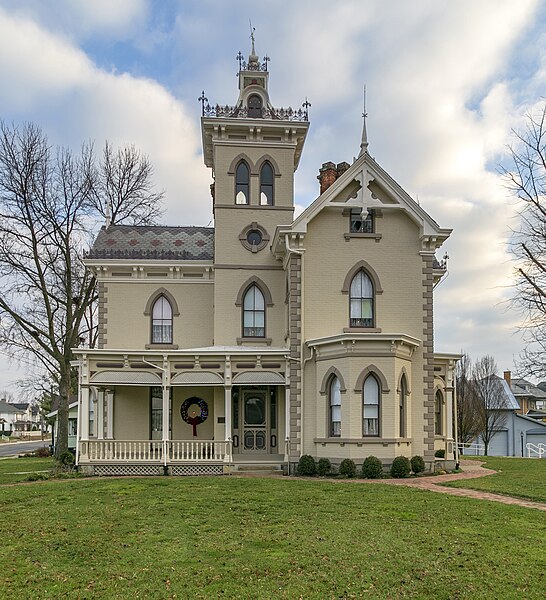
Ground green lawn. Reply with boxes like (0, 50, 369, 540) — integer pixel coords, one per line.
(448, 456, 546, 503)
(0, 476, 544, 598)
(0, 456, 54, 484)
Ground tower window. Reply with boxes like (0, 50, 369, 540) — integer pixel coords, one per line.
(248, 94, 263, 118)
(260, 162, 274, 205)
(235, 161, 249, 204)
(242, 285, 265, 337)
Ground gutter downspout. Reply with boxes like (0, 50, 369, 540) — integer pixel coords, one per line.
(452, 361, 460, 470)
(285, 235, 305, 465)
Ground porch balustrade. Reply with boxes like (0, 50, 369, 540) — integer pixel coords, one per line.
(78, 439, 231, 465)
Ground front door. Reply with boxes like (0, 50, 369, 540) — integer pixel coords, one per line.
(242, 390, 268, 453)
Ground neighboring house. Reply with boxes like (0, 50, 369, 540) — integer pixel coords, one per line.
(47, 401, 78, 452)
(73, 42, 459, 476)
(11, 402, 41, 434)
(504, 371, 546, 414)
(0, 399, 25, 435)
(470, 376, 546, 456)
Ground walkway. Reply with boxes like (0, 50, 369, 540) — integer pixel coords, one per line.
(381, 460, 546, 512)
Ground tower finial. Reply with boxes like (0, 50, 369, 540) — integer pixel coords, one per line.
(248, 20, 259, 68)
(359, 85, 368, 157)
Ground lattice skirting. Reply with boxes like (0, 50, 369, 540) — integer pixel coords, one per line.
(169, 464, 224, 476)
(93, 464, 163, 477)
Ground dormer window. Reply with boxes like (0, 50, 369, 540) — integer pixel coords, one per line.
(235, 161, 249, 204)
(350, 208, 374, 233)
(260, 162, 274, 205)
(248, 94, 263, 118)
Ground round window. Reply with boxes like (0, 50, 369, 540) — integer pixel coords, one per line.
(246, 229, 263, 246)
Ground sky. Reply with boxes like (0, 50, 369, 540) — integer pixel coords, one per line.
(0, 0, 545, 394)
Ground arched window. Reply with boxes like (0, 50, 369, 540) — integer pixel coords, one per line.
(235, 161, 249, 204)
(242, 285, 265, 337)
(151, 295, 173, 344)
(248, 94, 263, 118)
(350, 270, 374, 328)
(435, 390, 443, 435)
(363, 374, 380, 436)
(260, 162, 274, 205)
(329, 376, 341, 437)
(399, 375, 407, 438)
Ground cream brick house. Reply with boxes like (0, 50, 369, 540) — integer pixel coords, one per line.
(74, 44, 459, 475)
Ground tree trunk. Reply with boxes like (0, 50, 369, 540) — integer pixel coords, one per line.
(55, 366, 72, 459)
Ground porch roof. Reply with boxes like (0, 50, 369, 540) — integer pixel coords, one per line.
(90, 371, 162, 385)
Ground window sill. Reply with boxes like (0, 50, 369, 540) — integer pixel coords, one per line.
(343, 327, 382, 333)
(314, 437, 412, 445)
(344, 233, 382, 242)
(236, 337, 272, 346)
(145, 343, 179, 350)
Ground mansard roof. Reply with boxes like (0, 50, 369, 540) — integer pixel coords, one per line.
(88, 225, 214, 261)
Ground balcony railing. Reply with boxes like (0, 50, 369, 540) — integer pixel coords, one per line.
(78, 440, 231, 465)
(202, 103, 308, 121)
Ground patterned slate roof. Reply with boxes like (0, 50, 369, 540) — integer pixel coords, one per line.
(87, 225, 214, 261)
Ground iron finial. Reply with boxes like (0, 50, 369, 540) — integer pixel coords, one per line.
(359, 85, 368, 156)
(198, 91, 208, 116)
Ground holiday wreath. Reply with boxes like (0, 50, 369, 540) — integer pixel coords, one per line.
(181, 397, 209, 436)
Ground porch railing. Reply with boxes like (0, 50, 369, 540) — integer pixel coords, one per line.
(78, 439, 231, 464)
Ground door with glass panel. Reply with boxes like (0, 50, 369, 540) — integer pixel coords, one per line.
(242, 390, 268, 453)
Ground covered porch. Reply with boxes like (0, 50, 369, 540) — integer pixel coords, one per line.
(74, 347, 290, 475)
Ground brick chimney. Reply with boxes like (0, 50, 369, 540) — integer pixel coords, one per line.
(318, 162, 337, 194)
(503, 370, 511, 388)
(317, 161, 351, 194)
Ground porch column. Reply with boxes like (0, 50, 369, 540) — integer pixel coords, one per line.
(105, 389, 114, 439)
(80, 386, 90, 440)
(162, 385, 170, 442)
(284, 385, 290, 461)
(97, 389, 105, 440)
(224, 386, 232, 440)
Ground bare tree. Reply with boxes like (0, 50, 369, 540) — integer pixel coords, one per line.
(0, 122, 163, 458)
(503, 101, 546, 378)
(455, 352, 481, 449)
(90, 141, 164, 225)
(473, 356, 509, 455)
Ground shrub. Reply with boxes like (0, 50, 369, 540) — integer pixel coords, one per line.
(361, 456, 383, 479)
(434, 449, 445, 459)
(58, 451, 75, 467)
(338, 458, 357, 478)
(410, 455, 426, 474)
(390, 456, 411, 478)
(297, 454, 317, 476)
(34, 446, 51, 458)
(26, 472, 49, 482)
(317, 457, 331, 477)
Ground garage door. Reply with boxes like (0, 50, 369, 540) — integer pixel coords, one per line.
(488, 430, 509, 456)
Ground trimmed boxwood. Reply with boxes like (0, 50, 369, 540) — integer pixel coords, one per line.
(390, 456, 411, 478)
(410, 455, 425, 474)
(317, 458, 331, 477)
(338, 458, 357, 478)
(361, 456, 383, 479)
(435, 449, 445, 458)
(297, 454, 317, 476)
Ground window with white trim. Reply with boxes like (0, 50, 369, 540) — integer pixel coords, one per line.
(363, 375, 380, 436)
(242, 285, 265, 337)
(151, 295, 173, 344)
(350, 270, 374, 327)
(329, 376, 341, 437)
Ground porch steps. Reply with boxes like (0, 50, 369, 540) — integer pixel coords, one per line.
(232, 463, 284, 476)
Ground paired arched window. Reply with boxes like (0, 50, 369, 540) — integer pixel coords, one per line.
(329, 376, 342, 437)
(260, 162, 274, 205)
(350, 270, 374, 327)
(363, 374, 380, 436)
(399, 375, 407, 438)
(235, 161, 249, 204)
(242, 285, 265, 337)
(151, 295, 173, 344)
(435, 390, 443, 435)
